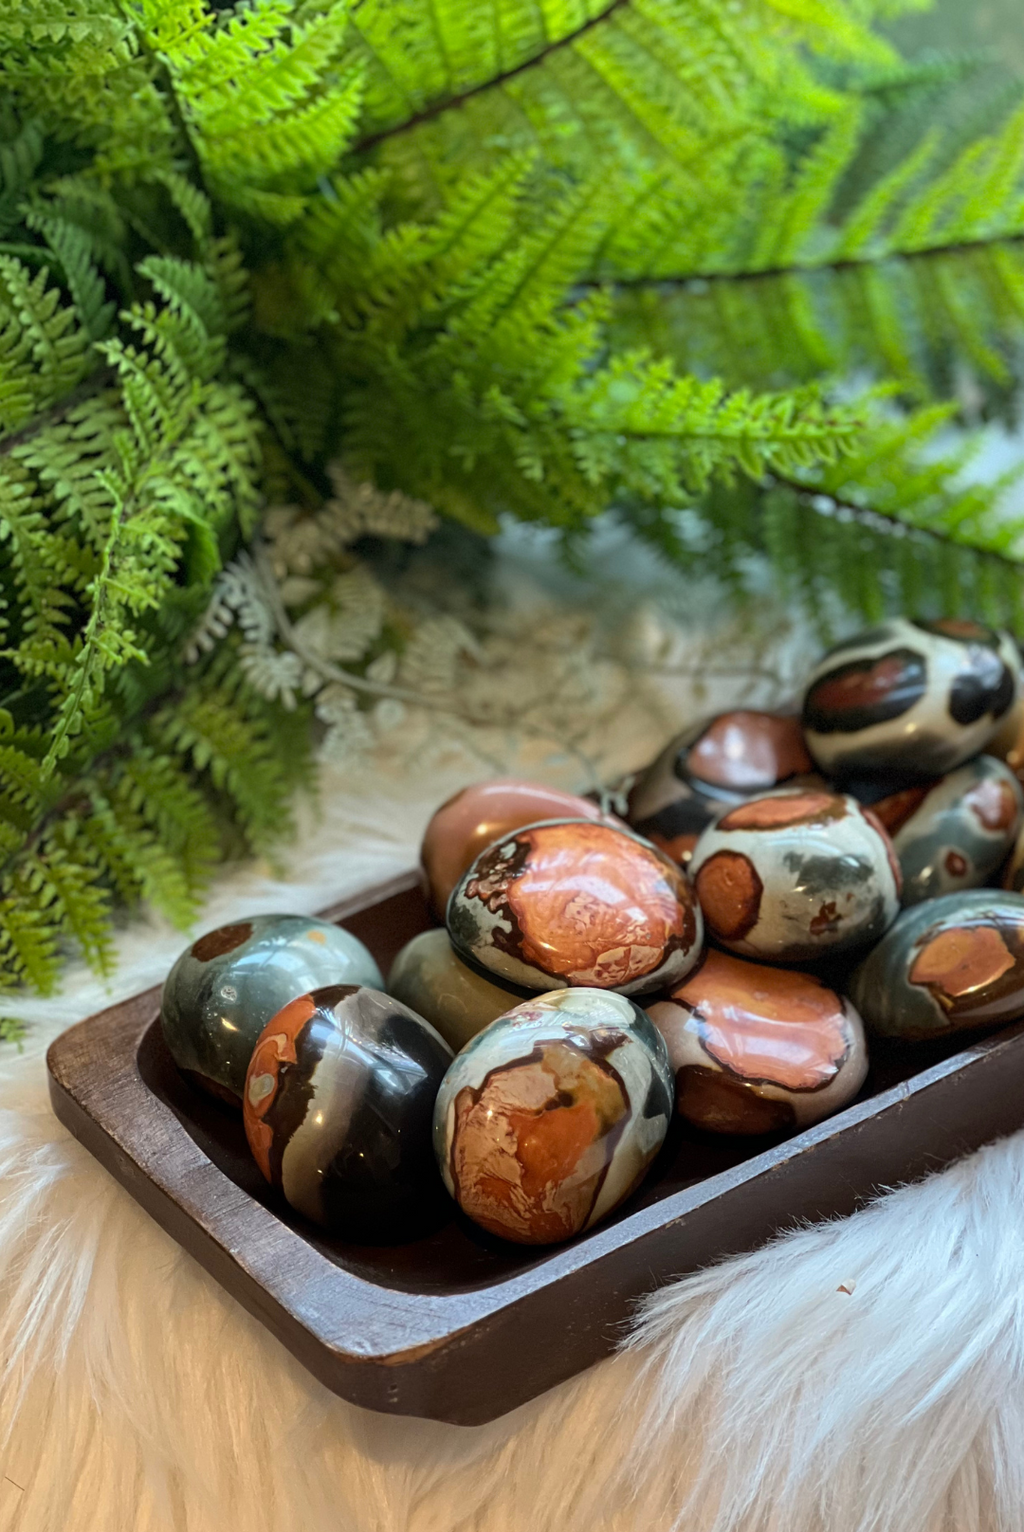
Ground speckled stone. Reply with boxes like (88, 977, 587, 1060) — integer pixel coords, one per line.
(802, 618, 1021, 781)
(688, 788, 901, 963)
(433, 988, 673, 1245)
(421, 779, 617, 916)
(848, 890, 1024, 1039)
(387, 928, 519, 1052)
(244, 984, 453, 1239)
(627, 709, 820, 866)
(160, 915, 383, 1105)
(871, 755, 1022, 906)
(647, 949, 867, 1135)
(447, 818, 703, 996)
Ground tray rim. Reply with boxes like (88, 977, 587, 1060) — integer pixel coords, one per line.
(45, 867, 1024, 1423)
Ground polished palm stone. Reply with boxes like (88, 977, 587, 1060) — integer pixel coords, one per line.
(447, 818, 703, 996)
(870, 755, 1022, 907)
(421, 778, 616, 916)
(387, 928, 519, 1052)
(433, 988, 673, 1245)
(647, 950, 867, 1135)
(160, 914, 383, 1105)
(802, 618, 1020, 780)
(689, 788, 901, 963)
(244, 984, 453, 1239)
(848, 891, 1024, 1039)
(627, 709, 819, 866)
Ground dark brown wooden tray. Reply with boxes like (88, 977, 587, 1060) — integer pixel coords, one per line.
(46, 869, 1024, 1425)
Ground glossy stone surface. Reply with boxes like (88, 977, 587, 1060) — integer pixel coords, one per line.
(871, 755, 1022, 906)
(802, 618, 1020, 780)
(387, 928, 518, 1052)
(160, 915, 384, 1105)
(433, 988, 673, 1245)
(421, 779, 616, 916)
(244, 984, 453, 1239)
(689, 789, 901, 963)
(627, 710, 819, 866)
(447, 818, 703, 996)
(647, 950, 867, 1135)
(848, 891, 1024, 1040)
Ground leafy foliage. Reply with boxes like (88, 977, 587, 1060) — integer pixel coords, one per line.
(0, 0, 1023, 1006)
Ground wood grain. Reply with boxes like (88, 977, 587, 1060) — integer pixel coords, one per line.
(46, 869, 1024, 1424)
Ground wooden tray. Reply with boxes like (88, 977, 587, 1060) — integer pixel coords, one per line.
(46, 869, 1024, 1425)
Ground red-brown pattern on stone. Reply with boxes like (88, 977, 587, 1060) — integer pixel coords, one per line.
(717, 791, 846, 833)
(447, 1040, 630, 1244)
(243, 994, 317, 1181)
(686, 712, 813, 792)
(929, 618, 993, 641)
(676, 1067, 796, 1134)
(192, 922, 253, 963)
(870, 783, 937, 835)
(965, 777, 1019, 833)
(668, 949, 850, 1091)
(809, 655, 913, 715)
(909, 925, 1015, 1007)
(809, 901, 841, 936)
(945, 850, 968, 876)
(649, 830, 699, 866)
(693, 851, 763, 941)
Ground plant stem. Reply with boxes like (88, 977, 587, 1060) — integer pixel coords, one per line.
(768, 472, 1024, 568)
(577, 230, 1024, 291)
(351, 0, 630, 155)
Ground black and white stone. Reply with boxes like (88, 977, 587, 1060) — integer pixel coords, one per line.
(802, 618, 1021, 781)
(244, 985, 453, 1241)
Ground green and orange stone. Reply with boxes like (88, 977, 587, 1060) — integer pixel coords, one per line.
(160, 915, 383, 1106)
(848, 891, 1024, 1040)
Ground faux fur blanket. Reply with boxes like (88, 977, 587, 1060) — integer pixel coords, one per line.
(5, 760, 1024, 1532)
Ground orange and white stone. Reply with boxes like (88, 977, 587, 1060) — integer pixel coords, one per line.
(446, 818, 703, 996)
(849, 890, 1024, 1039)
(433, 989, 673, 1245)
(647, 949, 867, 1134)
(689, 788, 901, 964)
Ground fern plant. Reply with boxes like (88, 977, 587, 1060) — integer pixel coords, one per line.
(2, 0, 1024, 1014)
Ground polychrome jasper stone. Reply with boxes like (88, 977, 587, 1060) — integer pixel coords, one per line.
(802, 618, 1020, 780)
(848, 891, 1024, 1040)
(421, 778, 617, 916)
(244, 984, 452, 1239)
(387, 928, 519, 1052)
(688, 789, 901, 963)
(871, 755, 1022, 906)
(160, 914, 383, 1105)
(647, 950, 867, 1135)
(447, 818, 703, 996)
(627, 709, 820, 866)
(433, 988, 673, 1245)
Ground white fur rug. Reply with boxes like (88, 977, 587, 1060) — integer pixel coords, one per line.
(5, 737, 1024, 1530)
